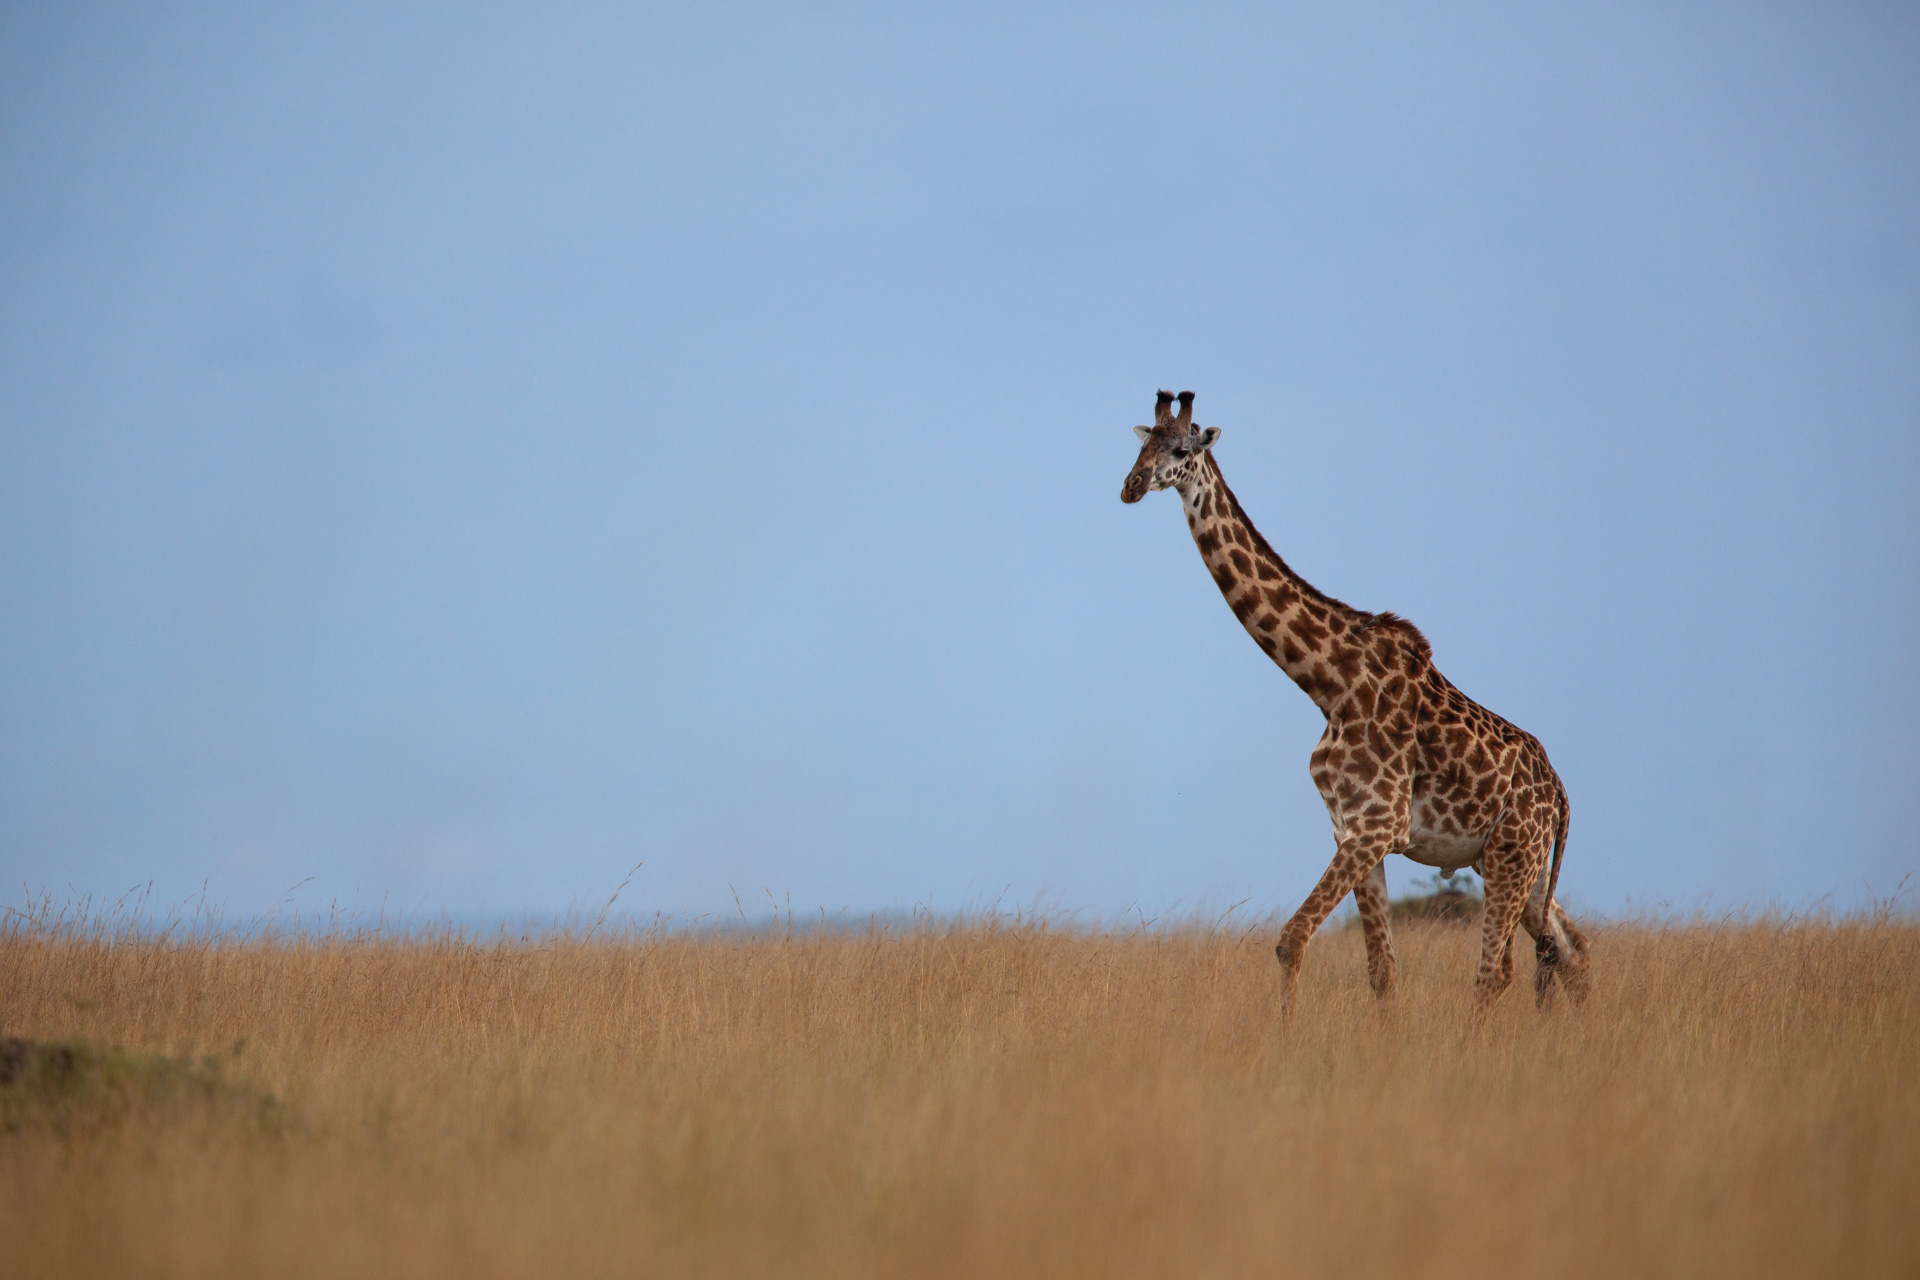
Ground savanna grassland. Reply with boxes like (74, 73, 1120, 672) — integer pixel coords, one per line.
(1, 907, 1916, 1279)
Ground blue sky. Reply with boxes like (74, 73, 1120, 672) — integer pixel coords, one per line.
(2, 3, 1915, 925)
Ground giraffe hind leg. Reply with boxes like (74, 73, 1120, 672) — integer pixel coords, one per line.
(1549, 901, 1592, 1005)
(1521, 878, 1592, 1010)
(1519, 873, 1561, 1009)
(1473, 826, 1544, 1019)
(1532, 930, 1560, 1008)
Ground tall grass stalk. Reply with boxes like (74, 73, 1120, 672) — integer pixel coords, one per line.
(1, 907, 1915, 1278)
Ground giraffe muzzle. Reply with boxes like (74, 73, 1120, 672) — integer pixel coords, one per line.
(1121, 472, 1149, 504)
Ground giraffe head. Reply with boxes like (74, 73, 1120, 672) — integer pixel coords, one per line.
(1120, 390, 1222, 503)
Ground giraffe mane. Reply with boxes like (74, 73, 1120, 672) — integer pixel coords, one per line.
(1354, 610, 1434, 662)
(1205, 455, 1370, 622)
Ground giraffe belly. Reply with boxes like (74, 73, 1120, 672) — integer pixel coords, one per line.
(1399, 813, 1487, 874)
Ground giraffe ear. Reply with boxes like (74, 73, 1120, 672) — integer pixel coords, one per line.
(1133, 425, 1153, 443)
(1198, 426, 1222, 450)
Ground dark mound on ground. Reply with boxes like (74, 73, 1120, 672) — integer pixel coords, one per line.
(1342, 874, 1485, 929)
(0, 1036, 285, 1138)
(1388, 885, 1483, 925)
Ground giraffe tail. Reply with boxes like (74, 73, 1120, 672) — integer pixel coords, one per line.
(1541, 786, 1592, 1004)
(1545, 787, 1569, 919)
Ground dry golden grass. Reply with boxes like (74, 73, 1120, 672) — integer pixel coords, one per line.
(2, 908, 1916, 1279)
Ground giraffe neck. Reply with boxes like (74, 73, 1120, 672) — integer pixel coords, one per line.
(1178, 454, 1372, 713)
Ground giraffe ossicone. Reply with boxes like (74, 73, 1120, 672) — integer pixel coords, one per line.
(1120, 390, 1591, 1016)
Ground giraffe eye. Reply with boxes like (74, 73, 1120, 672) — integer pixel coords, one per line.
(1172, 447, 1191, 459)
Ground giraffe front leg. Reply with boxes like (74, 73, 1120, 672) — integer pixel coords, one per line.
(1351, 860, 1398, 1000)
(1275, 835, 1394, 1017)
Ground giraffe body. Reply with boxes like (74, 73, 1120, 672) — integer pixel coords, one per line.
(1121, 391, 1591, 1015)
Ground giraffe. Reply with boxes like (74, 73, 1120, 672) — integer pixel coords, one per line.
(1120, 390, 1591, 1016)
